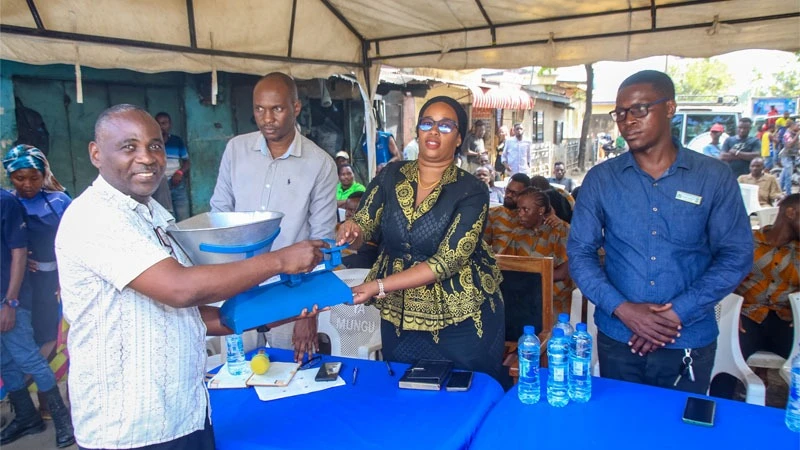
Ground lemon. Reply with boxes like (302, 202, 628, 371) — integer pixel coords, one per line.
(250, 352, 270, 375)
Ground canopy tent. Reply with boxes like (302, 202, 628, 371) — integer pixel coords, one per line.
(2, 0, 799, 174)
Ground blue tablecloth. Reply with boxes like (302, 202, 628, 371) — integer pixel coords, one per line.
(210, 349, 504, 450)
(471, 373, 799, 449)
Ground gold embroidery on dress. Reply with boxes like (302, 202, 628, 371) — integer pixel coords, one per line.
(353, 186, 382, 242)
(365, 164, 501, 335)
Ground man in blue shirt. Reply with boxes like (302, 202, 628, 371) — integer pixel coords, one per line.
(155, 112, 191, 221)
(568, 70, 752, 394)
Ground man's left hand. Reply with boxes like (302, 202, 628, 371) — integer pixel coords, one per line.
(292, 316, 319, 362)
(628, 303, 682, 355)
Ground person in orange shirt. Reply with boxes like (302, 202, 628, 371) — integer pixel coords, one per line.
(485, 187, 574, 336)
(712, 194, 799, 398)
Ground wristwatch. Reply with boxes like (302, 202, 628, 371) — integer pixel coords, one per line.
(1, 298, 19, 308)
(376, 279, 387, 299)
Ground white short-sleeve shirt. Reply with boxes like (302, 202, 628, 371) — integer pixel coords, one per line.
(56, 176, 208, 449)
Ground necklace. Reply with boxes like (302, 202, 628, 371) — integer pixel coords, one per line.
(417, 170, 440, 190)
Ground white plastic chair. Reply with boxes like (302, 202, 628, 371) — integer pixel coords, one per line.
(315, 269, 382, 360)
(710, 293, 766, 405)
(317, 305, 382, 359)
(755, 206, 779, 228)
(746, 289, 795, 371)
(569, 289, 583, 328)
(739, 183, 763, 216)
(780, 292, 800, 384)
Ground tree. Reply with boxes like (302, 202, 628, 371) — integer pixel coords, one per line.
(667, 58, 734, 97)
(752, 51, 800, 97)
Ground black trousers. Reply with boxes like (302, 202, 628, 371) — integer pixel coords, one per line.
(597, 331, 716, 395)
(381, 298, 506, 386)
(79, 412, 214, 450)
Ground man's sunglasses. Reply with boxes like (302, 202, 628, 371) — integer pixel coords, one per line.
(418, 118, 459, 134)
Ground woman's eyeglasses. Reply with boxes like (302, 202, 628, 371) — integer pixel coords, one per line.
(418, 118, 459, 134)
(609, 97, 669, 122)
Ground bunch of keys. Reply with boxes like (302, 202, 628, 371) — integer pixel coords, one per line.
(673, 348, 695, 386)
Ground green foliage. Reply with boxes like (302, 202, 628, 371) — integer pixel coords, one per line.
(751, 52, 800, 97)
(667, 58, 734, 96)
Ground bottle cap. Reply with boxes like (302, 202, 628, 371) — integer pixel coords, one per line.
(523, 325, 535, 335)
(552, 328, 564, 337)
(558, 313, 569, 323)
(576, 323, 587, 332)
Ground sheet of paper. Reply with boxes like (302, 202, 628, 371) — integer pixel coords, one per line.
(207, 363, 251, 389)
(254, 368, 345, 401)
(246, 362, 300, 387)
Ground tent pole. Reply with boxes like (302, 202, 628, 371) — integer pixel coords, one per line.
(25, 0, 45, 31)
(186, 0, 197, 48)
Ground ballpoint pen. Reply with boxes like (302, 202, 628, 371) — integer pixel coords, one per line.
(352, 367, 359, 385)
(385, 361, 394, 376)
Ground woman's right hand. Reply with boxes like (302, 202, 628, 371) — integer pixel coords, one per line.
(336, 220, 363, 247)
(351, 281, 379, 305)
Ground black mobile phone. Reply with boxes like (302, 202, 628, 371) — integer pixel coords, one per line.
(445, 371, 473, 392)
(682, 397, 716, 427)
(315, 362, 342, 382)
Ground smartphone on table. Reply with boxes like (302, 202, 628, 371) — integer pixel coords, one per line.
(445, 371, 473, 392)
(315, 362, 342, 382)
(682, 397, 716, 427)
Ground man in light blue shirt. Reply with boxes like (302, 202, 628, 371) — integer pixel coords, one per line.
(568, 70, 752, 394)
(210, 73, 338, 362)
(501, 123, 531, 176)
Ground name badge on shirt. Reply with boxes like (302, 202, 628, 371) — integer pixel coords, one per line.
(675, 191, 702, 205)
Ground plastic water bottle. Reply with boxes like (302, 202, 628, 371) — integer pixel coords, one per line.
(568, 322, 593, 403)
(786, 350, 800, 432)
(547, 328, 570, 407)
(225, 334, 249, 376)
(517, 325, 541, 404)
(554, 313, 574, 338)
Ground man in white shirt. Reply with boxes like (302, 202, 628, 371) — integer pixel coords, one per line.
(56, 104, 325, 450)
(210, 72, 338, 361)
(501, 123, 532, 176)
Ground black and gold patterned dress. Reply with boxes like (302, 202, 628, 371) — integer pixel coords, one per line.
(352, 160, 505, 381)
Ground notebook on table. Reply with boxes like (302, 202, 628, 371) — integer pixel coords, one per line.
(398, 359, 454, 391)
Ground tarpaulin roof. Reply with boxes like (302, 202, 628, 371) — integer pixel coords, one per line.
(2, 0, 797, 177)
(2, 0, 798, 86)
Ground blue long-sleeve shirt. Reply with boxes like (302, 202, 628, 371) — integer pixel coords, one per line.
(567, 142, 753, 348)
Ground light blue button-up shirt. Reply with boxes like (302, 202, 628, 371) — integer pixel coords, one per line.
(567, 141, 753, 348)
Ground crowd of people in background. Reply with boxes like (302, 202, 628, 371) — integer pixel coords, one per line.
(1, 69, 797, 449)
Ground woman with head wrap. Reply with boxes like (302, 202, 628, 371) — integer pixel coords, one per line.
(337, 96, 505, 383)
(3, 144, 72, 422)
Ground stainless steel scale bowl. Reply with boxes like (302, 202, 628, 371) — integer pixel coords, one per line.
(166, 211, 284, 265)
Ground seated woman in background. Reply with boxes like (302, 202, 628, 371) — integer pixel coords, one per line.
(3, 144, 72, 420)
(486, 188, 574, 321)
(335, 164, 365, 208)
(474, 166, 504, 204)
(337, 96, 505, 383)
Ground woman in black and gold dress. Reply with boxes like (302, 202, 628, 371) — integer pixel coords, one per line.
(337, 96, 505, 382)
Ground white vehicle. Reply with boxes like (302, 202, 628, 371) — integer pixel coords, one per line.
(671, 95, 742, 152)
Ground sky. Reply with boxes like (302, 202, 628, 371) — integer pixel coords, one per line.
(557, 49, 798, 102)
